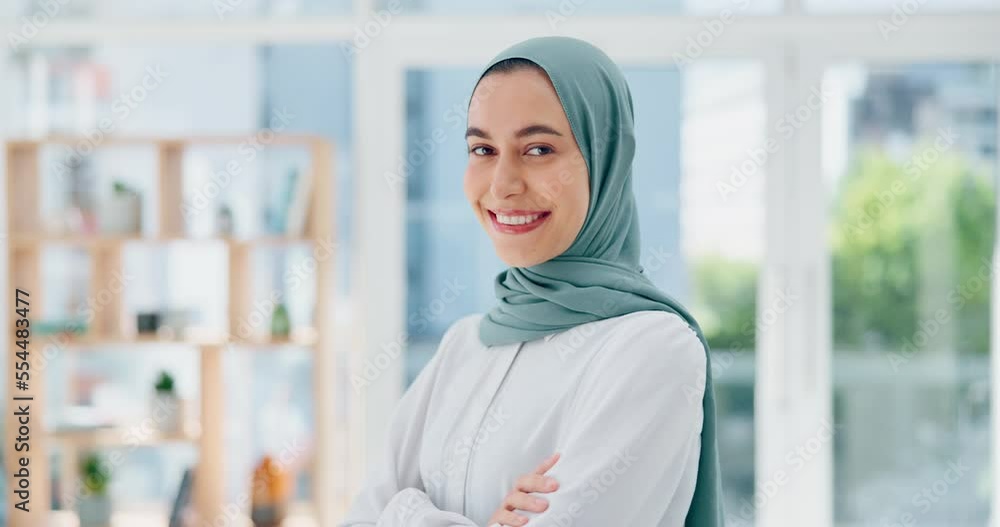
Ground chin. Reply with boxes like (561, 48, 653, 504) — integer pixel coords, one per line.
(494, 246, 551, 268)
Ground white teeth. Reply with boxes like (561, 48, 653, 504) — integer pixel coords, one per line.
(495, 212, 544, 226)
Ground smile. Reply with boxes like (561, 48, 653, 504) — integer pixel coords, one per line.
(488, 209, 551, 234)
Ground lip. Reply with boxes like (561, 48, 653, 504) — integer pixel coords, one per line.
(487, 209, 551, 235)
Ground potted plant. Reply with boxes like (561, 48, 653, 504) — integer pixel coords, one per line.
(152, 370, 182, 434)
(99, 179, 142, 235)
(78, 453, 111, 527)
(270, 303, 291, 339)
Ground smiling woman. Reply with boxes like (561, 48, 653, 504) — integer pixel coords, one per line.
(341, 36, 724, 527)
(463, 58, 590, 267)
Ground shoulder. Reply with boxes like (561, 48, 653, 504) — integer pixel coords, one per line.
(430, 313, 487, 364)
(440, 313, 484, 346)
(566, 311, 708, 419)
(409, 314, 485, 386)
(590, 310, 707, 382)
(608, 310, 704, 353)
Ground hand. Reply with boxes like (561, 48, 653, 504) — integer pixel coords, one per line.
(488, 452, 561, 527)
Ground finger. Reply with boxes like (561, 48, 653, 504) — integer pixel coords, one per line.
(504, 490, 551, 513)
(515, 473, 559, 494)
(533, 452, 561, 474)
(492, 509, 529, 526)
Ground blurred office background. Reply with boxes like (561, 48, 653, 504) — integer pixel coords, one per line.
(0, 0, 998, 526)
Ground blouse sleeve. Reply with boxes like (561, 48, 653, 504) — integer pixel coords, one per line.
(519, 313, 707, 527)
(339, 318, 484, 527)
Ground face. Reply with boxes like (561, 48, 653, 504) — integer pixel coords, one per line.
(464, 67, 590, 268)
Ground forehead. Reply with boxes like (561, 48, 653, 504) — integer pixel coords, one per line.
(468, 68, 569, 129)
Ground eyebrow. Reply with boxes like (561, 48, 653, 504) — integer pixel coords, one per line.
(465, 124, 564, 140)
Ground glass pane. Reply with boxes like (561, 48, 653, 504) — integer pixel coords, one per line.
(680, 62, 763, 524)
(383, 0, 779, 14)
(0, 43, 354, 520)
(1, 0, 351, 20)
(403, 60, 764, 522)
(825, 63, 996, 526)
(806, 0, 998, 13)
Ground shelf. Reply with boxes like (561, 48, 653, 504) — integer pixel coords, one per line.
(10, 235, 320, 249)
(49, 502, 320, 527)
(4, 135, 337, 525)
(38, 327, 318, 348)
(230, 330, 318, 348)
(8, 134, 326, 148)
(44, 332, 228, 347)
(48, 425, 200, 448)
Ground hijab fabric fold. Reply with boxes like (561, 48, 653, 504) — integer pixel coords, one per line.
(468, 36, 725, 526)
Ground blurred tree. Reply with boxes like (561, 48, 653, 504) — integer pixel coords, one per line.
(692, 142, 995, 355)
(830, 144, 994, 354)
(692, 255, 757, 351)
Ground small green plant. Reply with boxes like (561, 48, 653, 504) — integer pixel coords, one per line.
(270, 303, 291, 338)
(80, 453, 110, 496)
(154, 371, 175, 395)
(112, 180, 138, 196)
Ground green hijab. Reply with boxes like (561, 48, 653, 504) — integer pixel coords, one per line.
(468, 36, 725, 526)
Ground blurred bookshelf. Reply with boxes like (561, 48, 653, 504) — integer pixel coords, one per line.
(3, 135, 337, 525)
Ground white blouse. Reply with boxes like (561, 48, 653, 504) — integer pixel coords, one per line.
(340, 310, 706, 527)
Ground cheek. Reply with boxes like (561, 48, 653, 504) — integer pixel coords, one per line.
(568, 176, 590, 229)
(540, 161, 589, 226)
(463, 167, 482, 205)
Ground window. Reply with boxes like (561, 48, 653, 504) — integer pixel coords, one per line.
(1, 0, 351, 20)
(824, 62, 996, 526)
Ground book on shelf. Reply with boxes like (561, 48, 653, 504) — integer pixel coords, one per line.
(283, 167, 313, 238)
(168, 467, 195, 527)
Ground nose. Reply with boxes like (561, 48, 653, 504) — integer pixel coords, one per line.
(489, 153, 526, 200)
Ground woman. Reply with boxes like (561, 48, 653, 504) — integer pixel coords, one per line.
(341, 36, 723, 527)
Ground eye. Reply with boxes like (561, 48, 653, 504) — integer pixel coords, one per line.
(469, 145, 494, 156)
(526, 145, 553, 156)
